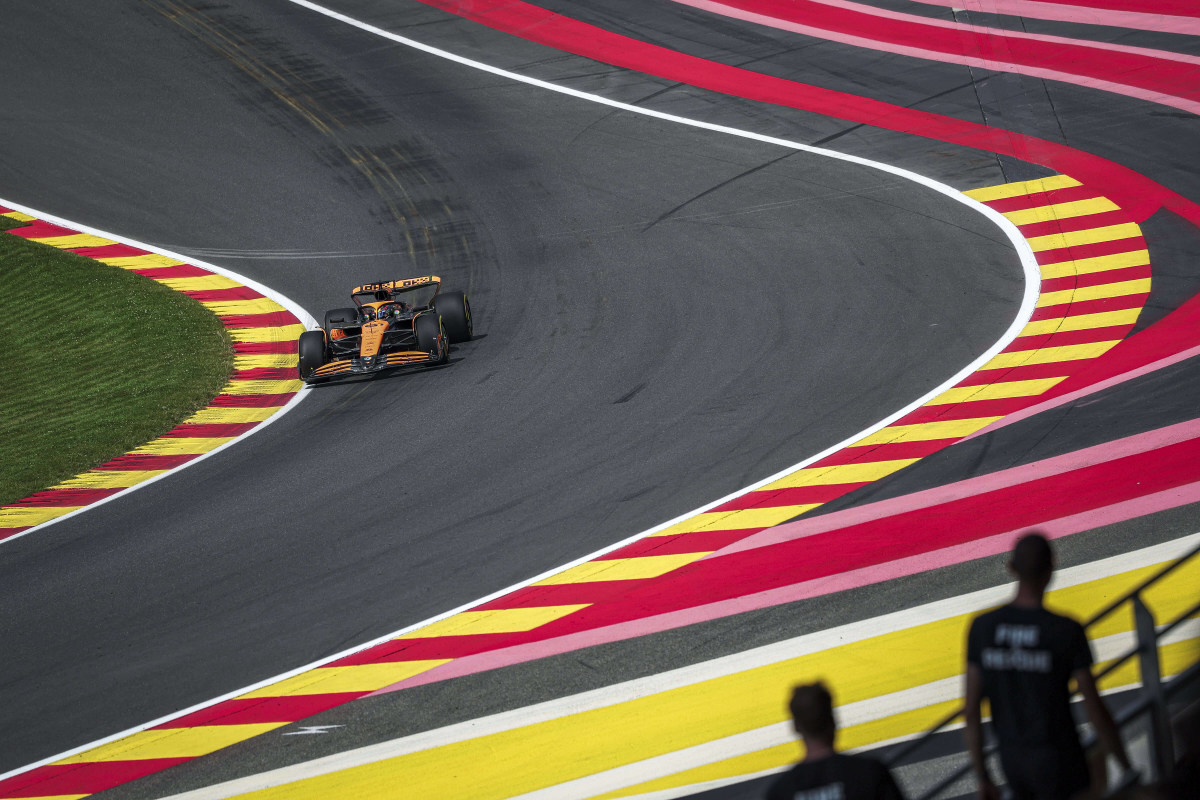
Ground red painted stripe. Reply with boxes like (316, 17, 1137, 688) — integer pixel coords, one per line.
(156, 694, 364, 728)
(234, 340, 298, 354)
(1004, 325, 1135, 352)
(716, 483, 869, 511)
(70, 244, 151, 259)
(182, 287, 265, 302)
(1034, 237, 1147, 266)
(953, 363, 1075, 387)
(1031, 294, 1149, 322)
(5, 488, 122, 507)
(414, 0, 1200, 229)
(1040, 264, 1151, 294)
(208, 393, 294, 408)
(808, 439, 957, 467)
(1014, 210, 1133, 240)
(723, 419, 1200, 559)
(896, 397, 1042, 426)
(695, 0, 1200, 111)
(0, 759, 190, 797)
(603, 528, 755, 558)
(333, 634, 531, 665)
(161, 423, 259, 438)
(94, 454, 198, 471)
(0, 527, 32, 541)
(556, 436, 1200, 625)
(219, 311, 300, 328)
(130, 264, 212, 279)
(983, 185, 1102, 213)
(231, 367, 298, 381)
(906, 0, 1200, 34)
(5, 221, 78, 239)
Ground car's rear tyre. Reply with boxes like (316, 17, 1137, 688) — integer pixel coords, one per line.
(414, 312, 448, 364)
(324, 307, 358, 334)
(432, 291, 472, 344)
(298, 330, 327, 380)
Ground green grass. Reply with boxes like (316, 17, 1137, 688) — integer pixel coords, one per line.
(0, 220, 233, 506)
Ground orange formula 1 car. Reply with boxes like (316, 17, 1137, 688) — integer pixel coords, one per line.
(297, 276, 471, 383)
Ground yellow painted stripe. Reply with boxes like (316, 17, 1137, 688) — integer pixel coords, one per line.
(765, 460, 918, 490)
(234, 353, 298, 370)
(130, 437, 235, 456)
(925, 377, 1065, 404)
(0, 506, 82, 528)
(962, 174, 1080, 202)
(241, 661, 450, 698)
(185, 406, 280, 424)
(1039, 249, 1149, 280)
(30, 233, 116, 249)
(1037, 277, 1151, 308)
(228, 324, 307, 343)
(1026, 223, 1141, 252)
(53, 724, 285, 764)
(203, 298, 286, 316)
(97, 254, 185, 270)
(155, 275, 243, 292)
(222, 379, 304, 395)
(52, 470, 166, 489)
(596, 701, 959, 800)
(399, 605, 591, 638)
(652, 505, 818, 537)
(2, 211, 36, 222)
(1001, 196, 1118, 226)
(852, 417, 1000, 447)
(1020, 308, 1142, 336)
(536, 554, 711, 585)
(17, 795, 90, 800)
(980, 341, 1118, 370)
(243, 558, 1197, 800)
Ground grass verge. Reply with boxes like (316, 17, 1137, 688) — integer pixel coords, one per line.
(0, 217, 233, 507)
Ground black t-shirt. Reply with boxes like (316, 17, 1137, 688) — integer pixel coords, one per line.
(766, 753, 903, 800)
(966, 605, 1093, 751)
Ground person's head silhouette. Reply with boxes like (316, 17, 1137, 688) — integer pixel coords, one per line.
(1008, 532, 1054, 607)
(789, 682, 837, 761)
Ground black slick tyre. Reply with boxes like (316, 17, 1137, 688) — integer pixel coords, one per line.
(297, 330, 327, 380)
(432, 291, 472, 343)
(414, 313, 448, 364)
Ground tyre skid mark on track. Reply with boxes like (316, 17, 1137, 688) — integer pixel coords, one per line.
(0, 201, 315, 546)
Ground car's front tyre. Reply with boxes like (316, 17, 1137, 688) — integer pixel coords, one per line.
(297, 330, 327, 380)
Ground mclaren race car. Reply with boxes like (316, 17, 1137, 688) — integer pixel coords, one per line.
(297, 276, 471, 383)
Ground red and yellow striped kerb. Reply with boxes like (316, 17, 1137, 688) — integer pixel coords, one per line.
(0, 173, 1157, 799)
(0, 206, 304, 543)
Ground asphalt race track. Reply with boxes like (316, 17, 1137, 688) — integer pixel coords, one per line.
(0, 0, 1026, 774)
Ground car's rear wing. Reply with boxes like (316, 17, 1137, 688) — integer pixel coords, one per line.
(351, 275, 441, 306)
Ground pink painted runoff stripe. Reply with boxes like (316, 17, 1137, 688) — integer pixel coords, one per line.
(673, 0, 1200, 115)
(906, 0, 1200, 35)
(713, 416, 1200, 558)
(374, 476, 1200, 694)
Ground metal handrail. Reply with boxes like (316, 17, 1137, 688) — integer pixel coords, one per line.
(896, 598, 1200, 799)
(884, 541, 1200, 799)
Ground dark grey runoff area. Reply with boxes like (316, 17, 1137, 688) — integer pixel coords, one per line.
(0, 0, 1024, 773)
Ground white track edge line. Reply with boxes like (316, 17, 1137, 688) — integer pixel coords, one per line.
(151, 533, 1200, 800)
(0, 195, 318, 549)
(0, 1, 1039, 782)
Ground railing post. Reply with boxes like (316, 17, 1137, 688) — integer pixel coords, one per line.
(1133, 594, 1173, 780)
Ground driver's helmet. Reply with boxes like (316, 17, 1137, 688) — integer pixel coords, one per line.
(361, 307, 377, 322)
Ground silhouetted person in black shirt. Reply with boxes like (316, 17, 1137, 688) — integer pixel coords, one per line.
(767, 682, 904, 800)
(965, 534, 1130, 800)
